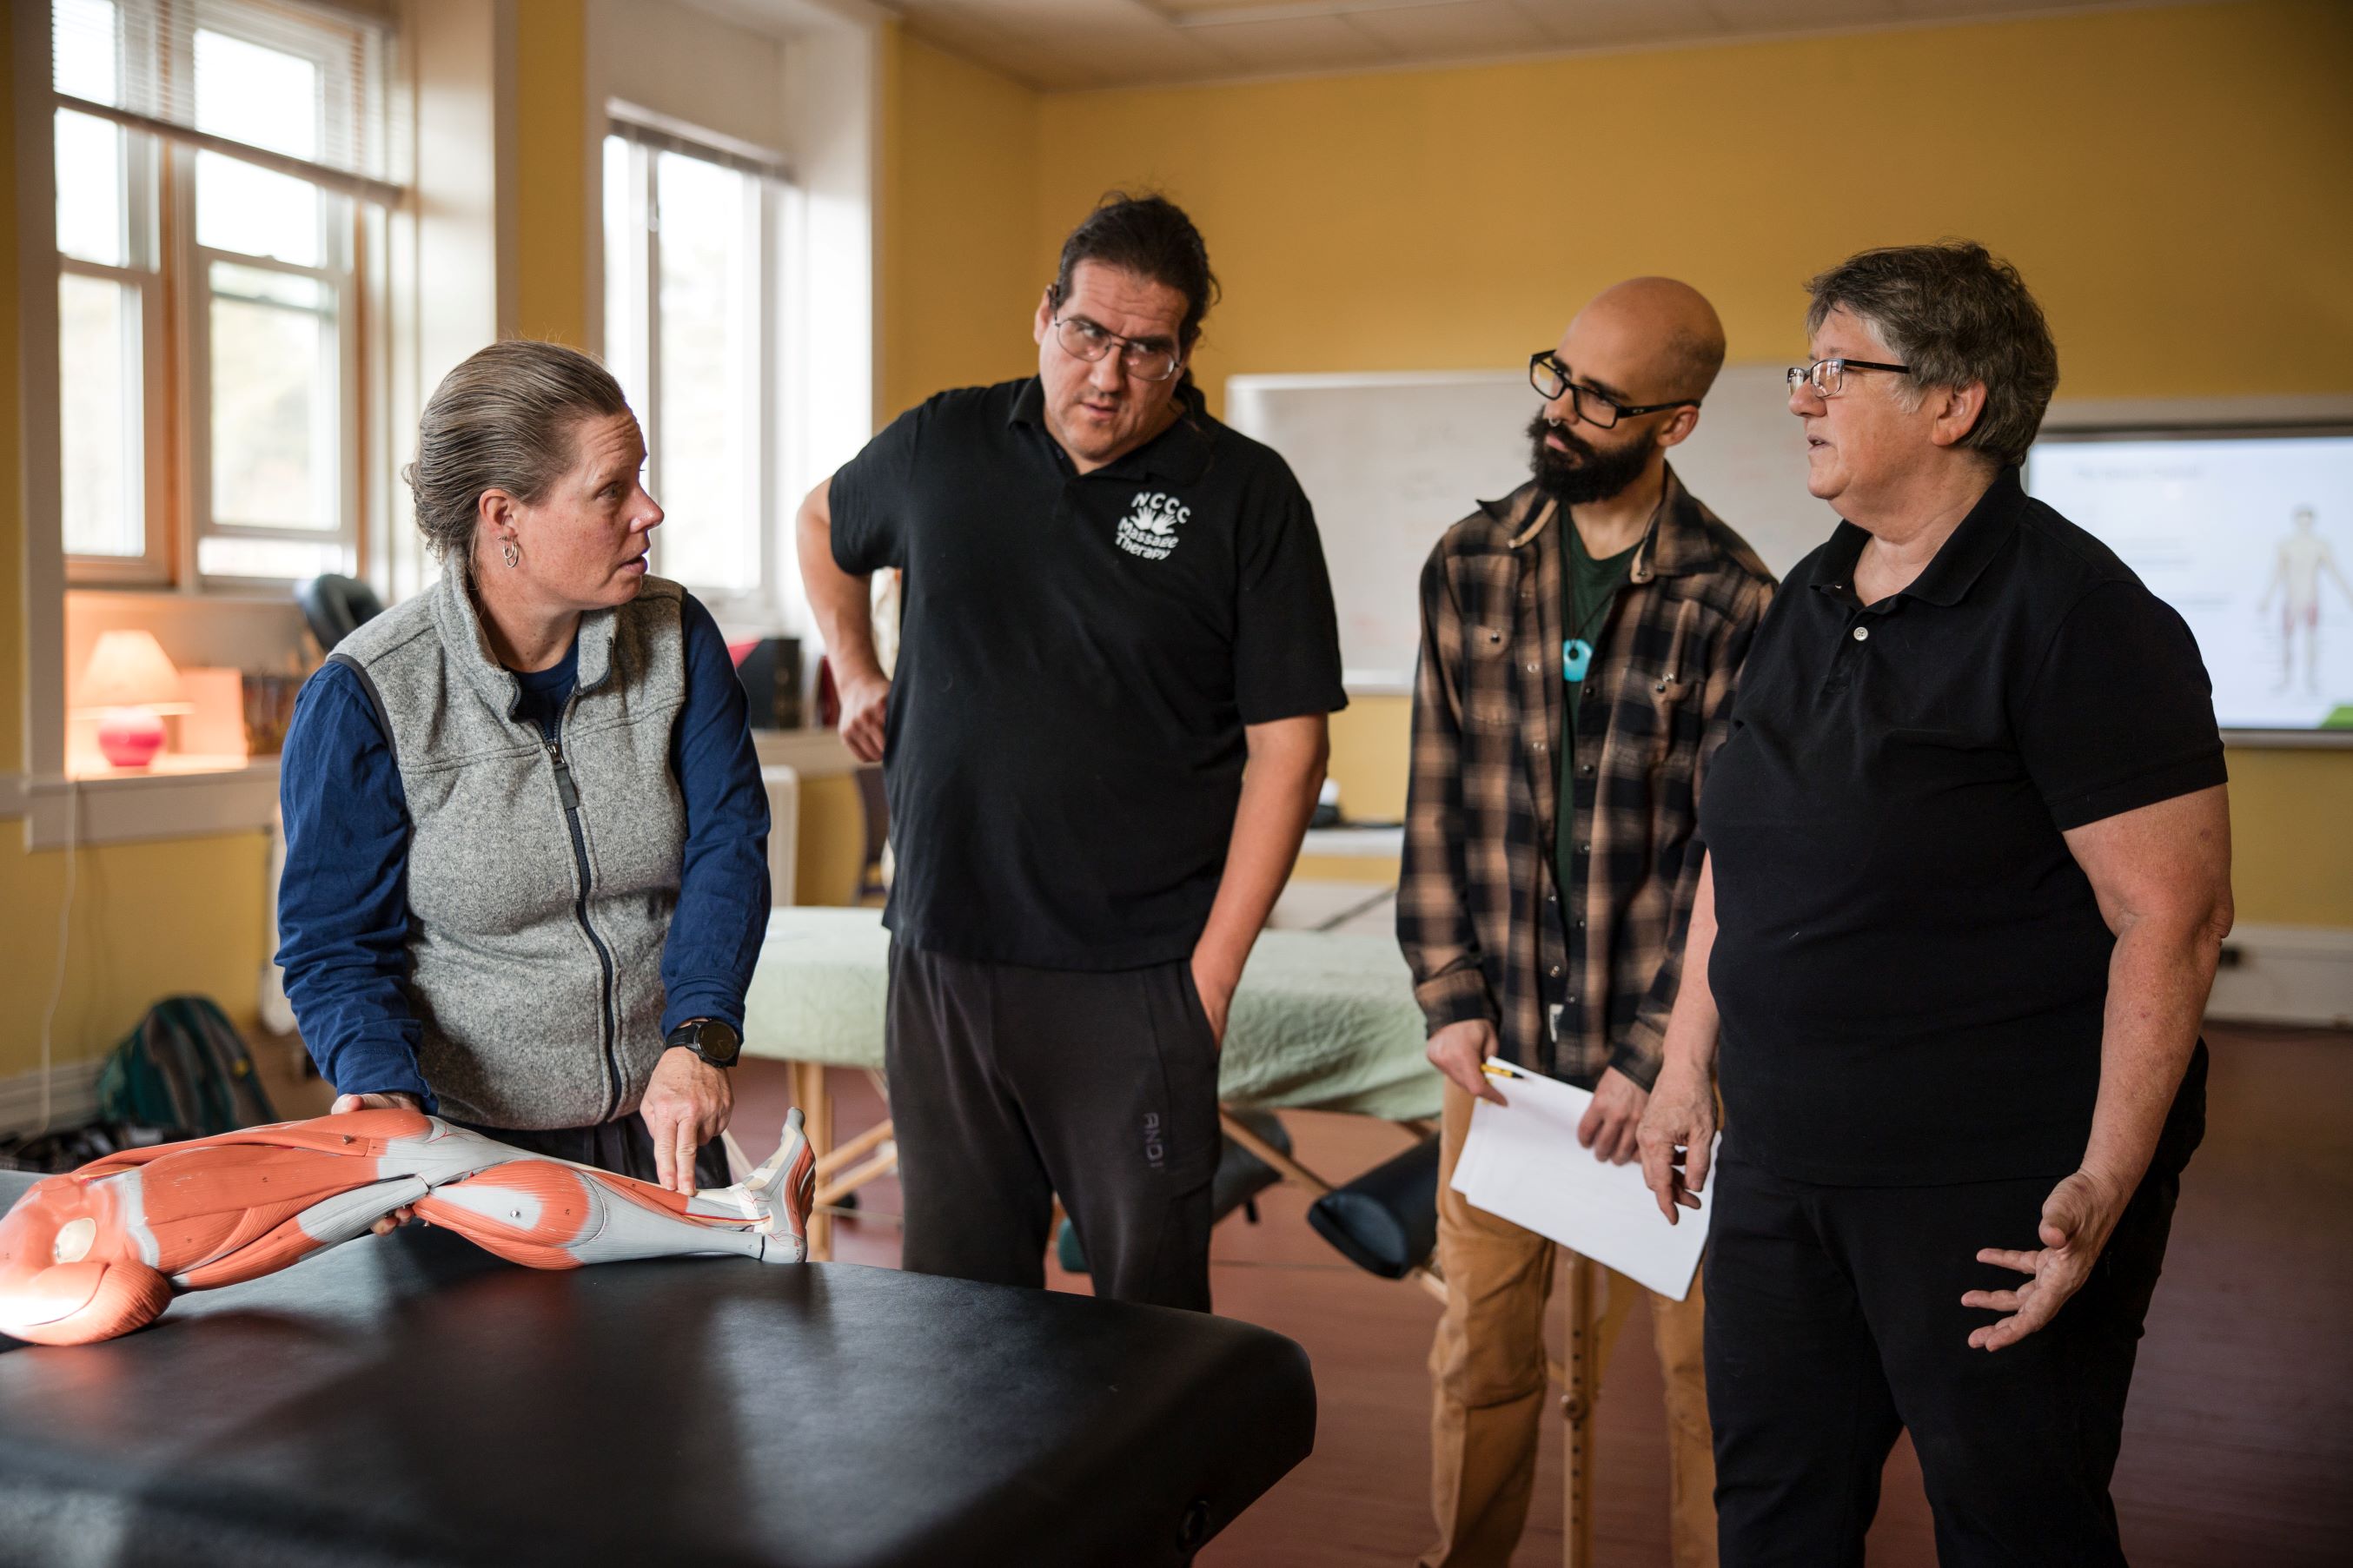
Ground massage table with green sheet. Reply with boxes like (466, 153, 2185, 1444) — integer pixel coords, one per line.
(742, 906, 1443, 1287)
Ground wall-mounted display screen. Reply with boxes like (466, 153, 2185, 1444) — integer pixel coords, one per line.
(2025, 431, 2353, 736)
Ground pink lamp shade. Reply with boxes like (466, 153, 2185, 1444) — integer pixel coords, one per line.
(76, 629, 189, 770)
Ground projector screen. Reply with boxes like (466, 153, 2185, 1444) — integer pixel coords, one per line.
(2025, 431, 2353, 736)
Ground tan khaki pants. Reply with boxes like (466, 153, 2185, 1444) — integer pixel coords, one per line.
(1422, 1081, 1717, 1568)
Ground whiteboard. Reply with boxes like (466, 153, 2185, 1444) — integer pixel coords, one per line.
(1227, 364, 1838, 690)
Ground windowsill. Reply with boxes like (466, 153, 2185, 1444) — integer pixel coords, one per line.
(66, 751, 260, 782)
(68, 582, 320, 605)
(7, 757, 282, 850)
(8, 734, 857, 848)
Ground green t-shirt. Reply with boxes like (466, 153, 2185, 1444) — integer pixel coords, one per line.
(1556, 520, 1637, 908)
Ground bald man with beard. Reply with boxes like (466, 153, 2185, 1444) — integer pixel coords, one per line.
(1399, 279, 1775, 1567)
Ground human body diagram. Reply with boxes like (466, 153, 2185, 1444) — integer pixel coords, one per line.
(2258, 506, 2353, 694)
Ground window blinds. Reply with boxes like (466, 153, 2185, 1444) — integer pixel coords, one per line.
(51, 0, 405, 204)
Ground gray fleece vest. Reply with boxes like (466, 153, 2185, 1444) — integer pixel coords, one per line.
(329, 568, 689, 1128)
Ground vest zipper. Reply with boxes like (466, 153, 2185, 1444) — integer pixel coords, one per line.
(544, 732, 624, 1123)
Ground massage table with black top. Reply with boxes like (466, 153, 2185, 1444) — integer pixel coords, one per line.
(0, 1170, 1315, 1567)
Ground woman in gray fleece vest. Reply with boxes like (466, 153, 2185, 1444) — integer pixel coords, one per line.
(276, 342, 772, 1200)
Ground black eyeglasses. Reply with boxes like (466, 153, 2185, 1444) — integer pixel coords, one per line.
(1528, 354, 1699, 429)
(1786, 357, 1912, 398)
(1053, 316, 1183, 383)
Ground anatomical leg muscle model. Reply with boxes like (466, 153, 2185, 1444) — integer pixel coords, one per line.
(0, 1107, 817, 1346)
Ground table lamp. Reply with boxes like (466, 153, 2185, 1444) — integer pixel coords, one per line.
(78, 629, 189, 769)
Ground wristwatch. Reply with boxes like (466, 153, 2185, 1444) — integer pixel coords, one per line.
(665, 1017, 742, 1069)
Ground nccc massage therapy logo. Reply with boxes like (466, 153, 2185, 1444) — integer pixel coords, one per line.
(1116, 490, 1191, 561)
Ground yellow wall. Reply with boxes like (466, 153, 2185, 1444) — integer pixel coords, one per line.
(1033, 1, 2352, 406)
(882, 29, 1044, 416)
(513, 0, 589, 346)
(0, 14, 20, 780)
(793, 773, 866, 908)
(985, 0, 2353, 925)
(0, 833, 273, 1074)
(1328, 696, 1411, 822)
(2226, 750, 2353, 928)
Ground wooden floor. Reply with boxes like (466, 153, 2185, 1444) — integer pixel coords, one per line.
(726, 1024, 2353, 1567)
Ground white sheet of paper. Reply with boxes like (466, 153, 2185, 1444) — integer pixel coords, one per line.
(1449, 1067, 1716, 1301)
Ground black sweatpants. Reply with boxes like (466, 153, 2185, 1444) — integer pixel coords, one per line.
(1705, 1134, 2195, 1568)
(885, 941, 1222, 1312)
(451, 1115, 732, 1189)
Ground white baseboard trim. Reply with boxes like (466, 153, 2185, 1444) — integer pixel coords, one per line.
(0, 1060, 105, 1140)
(2210, 923, 2353, 1029)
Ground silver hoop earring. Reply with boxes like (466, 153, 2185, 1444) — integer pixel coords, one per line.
(501, 540, 520, 569)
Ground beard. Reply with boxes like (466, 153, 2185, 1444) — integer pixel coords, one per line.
(1528, 412, 1656, 507)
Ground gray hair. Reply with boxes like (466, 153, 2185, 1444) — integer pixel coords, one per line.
(402, 340, 631, 560)
(1804, 241, 2058, 469)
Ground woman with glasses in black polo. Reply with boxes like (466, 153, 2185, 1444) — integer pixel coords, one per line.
(1637, 242, 2230, 1568)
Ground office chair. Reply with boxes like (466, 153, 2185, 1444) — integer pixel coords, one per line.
(294, 574, 385, 653)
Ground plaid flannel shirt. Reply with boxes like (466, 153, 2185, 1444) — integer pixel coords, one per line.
(1399, 469, 1775, 1089)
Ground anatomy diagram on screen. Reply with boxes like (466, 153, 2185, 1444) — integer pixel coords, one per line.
(2258, 506, 2353, 694)
(0, 1107, 816, 1346)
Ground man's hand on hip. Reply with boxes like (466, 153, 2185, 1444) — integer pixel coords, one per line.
(1577, 1066, 1647, 1165)
(838, 671, 891, 764)
(640, 1047, 735, 1196)
(1189, 951, 1239, 1049)
(1427, 1018, 1506, 1106)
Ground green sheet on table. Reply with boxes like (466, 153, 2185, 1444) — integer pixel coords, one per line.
(744, 907, 1443, 1123)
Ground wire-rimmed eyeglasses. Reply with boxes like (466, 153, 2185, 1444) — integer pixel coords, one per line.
(1786, 357, 1912, 398)
(1053, 316, 1183, 383)
(1528, 353, 1699, 430)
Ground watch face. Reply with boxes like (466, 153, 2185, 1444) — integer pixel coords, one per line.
(697, 1021, 742, 1068)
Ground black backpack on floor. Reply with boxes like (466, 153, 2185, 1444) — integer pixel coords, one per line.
(95, 996, 280, 1141)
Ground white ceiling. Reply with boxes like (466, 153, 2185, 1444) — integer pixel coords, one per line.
(885, 0, 2157, 90)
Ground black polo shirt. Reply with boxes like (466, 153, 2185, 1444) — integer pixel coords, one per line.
(1699, 468, 2225, 1185)
(829, 377, 1347, 970)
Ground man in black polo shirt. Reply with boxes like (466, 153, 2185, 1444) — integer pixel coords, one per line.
(794, 194, 1345, 1311)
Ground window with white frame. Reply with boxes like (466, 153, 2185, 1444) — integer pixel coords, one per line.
(602, 111, 796, 619)
(50, 0, 398, 588)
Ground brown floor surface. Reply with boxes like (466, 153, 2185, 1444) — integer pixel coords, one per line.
(262, 1026, 2352, 1565)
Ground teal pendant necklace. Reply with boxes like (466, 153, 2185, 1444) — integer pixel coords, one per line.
(1563, 553, 1612, 685)
(1563, 475, 1657, 684)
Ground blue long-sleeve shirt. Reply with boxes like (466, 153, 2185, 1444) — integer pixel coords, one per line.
(276, 592, 770, 1111)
